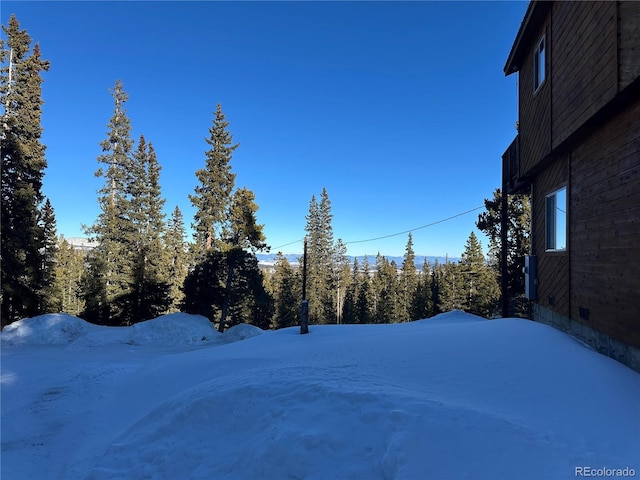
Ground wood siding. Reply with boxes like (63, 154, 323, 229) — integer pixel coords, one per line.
(533, 155, 570, 318)
(570, 96, 640, 348)
(618, 0, 640, 91)
(519, 20, 552, 176)
(551, 1, 618, 149)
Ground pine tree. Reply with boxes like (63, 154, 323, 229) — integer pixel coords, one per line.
(331, 238, 350, 324)
(83, 80, 136, 325)
(182, 250, 225, 321)
(53, 237, 86, 316)
(372, 254, 400, 323)
(476, 188, 531, 316)
(128, 136, 170, 322)
(304, 188, 337, 324)
(217, 187, 269, 331)
(270, 253, 301, 329)
(356, 256, 373, 324)
(431, 258, 442, 314)
(165, 206, 189, 312)
(186, 105, 270, 331)
(410, 258, 433, 320)
(38, 198, 59, 312)
(399, 233, 418, 322)
(341, 257, 359, 324)
(435, 260, 465, 313)
(1, 15, 51, 325)
(189, 104, 237, 256)
(458, 232, 500, 317)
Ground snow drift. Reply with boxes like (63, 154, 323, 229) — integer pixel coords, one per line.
(1, 311, 639, 479)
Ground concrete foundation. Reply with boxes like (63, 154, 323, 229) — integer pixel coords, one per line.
(533, 303, 640, 373)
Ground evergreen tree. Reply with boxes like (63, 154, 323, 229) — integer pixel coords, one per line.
(83, 80, 136, 325)
(399, 233, 418, 322)
(331, 238, 350, 324)
(304, 188, 337, 324)
(186, 104, 270, 331)
(304, 194, 322, 323)
(53, 237, 86, 316)
(410, 258, 433, 320)
(189, 104, 237, 255)
(431, 258, 442, 314)
(270, 253, 300, 329)
(182, 248, 273, 330)
(182, 250, 225, 321)
(127, 136, 170, 323)
(217, 187, 269, 332)
(435, 260, 465, 313)
(458, 232, 499, 317)
(356, 256, 373, 324)
(341, 257, 359, 324)
(165, 206, 189, 312)
(1, 15, 51, 325)
(476, 188, 531, 316)
(372, 254, 400, 323)
(38, 198, 59, 312)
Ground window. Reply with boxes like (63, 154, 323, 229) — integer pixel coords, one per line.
(534, 35, 546, 91)
(546, 187, 566, 251)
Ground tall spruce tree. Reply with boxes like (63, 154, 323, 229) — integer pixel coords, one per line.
(304, 188, 337, 324)
(39, 198, 59, 312)
(165, 206, 189, 312)
(1, 15, 51, 325)
(83, 80, 136, 325)
(399, 233, 418, 322)
(458, 232, 499, 317)
(127, 136, 170, 323)
(189, 104, 237, 256)
(185, 105, 270, 331)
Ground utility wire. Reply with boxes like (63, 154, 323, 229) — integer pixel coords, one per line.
(271, 205, 484, 251)
(344, 206, 485, 245)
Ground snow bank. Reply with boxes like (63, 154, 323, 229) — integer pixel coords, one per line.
(1, 313, 263, 349)
(0, 313, 95, 346)
(223, 322, 264, 343)
(2, 311, 639, 480)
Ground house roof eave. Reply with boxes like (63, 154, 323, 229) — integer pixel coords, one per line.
(504, 1, 552, 76)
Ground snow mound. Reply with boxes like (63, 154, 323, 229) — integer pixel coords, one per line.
(130, 313, 222, 346)
(1, 313, 243, 349)
(223, 323, 264, 343)
(414, 309, 486, 325)
(0, 313, 96, 346)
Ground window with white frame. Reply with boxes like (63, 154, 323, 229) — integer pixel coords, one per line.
(546, 187, 566, 251)
(534, 35, 546, 92)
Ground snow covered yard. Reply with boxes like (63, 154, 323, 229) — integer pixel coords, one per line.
(1, 311, 638, 480)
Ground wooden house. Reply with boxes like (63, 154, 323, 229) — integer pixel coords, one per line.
(502, 0, 640, 371)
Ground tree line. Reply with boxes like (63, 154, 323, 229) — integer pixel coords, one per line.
(1, 15, 531, 330)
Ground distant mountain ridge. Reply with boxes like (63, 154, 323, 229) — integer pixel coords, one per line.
(256, 253, 460, 268)
(61, 237, 460, 268)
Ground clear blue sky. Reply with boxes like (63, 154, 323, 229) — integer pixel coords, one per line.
(3, 1, 527, 258)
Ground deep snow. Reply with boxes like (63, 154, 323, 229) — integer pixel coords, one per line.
(1, 311, 639, 479)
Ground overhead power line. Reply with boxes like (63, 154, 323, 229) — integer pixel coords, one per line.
(271, 205, 485, 252)
(344, 206, 485, 245)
